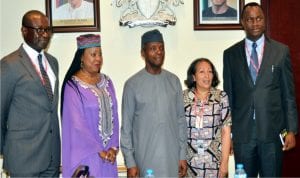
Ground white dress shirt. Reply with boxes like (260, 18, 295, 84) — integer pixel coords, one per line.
(22, 42, 56, 93)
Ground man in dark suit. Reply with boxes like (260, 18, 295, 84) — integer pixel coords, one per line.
(1, 10, 60, 177)
(223, 2, 298, 177)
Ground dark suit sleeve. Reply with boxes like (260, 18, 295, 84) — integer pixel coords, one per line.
(0, 58, 16, 154)
(281, 47, 298, 134)
(223, 50, 233, 107)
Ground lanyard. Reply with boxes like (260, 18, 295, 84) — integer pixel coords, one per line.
(193, 98, 207, 129)
(30, 56, 48, 85)
(245, 41, 265, 75)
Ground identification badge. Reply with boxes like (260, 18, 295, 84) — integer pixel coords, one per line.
(197, 140, 204, 155)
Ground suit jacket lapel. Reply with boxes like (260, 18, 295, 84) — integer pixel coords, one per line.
(45, 53, 58, 77)
(19, 46, 56, 107)
(255, 37, 271, 85)
(18, 46, 42, 84)
(45, 53, 59, 108)
(238, 40, 255, 87)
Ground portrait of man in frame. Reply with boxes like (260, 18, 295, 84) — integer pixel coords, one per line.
(52, 0, 95, 26)
(193, 0, 244, 30)
(46, 0, 100, 33)
(200, 0, 239, 24)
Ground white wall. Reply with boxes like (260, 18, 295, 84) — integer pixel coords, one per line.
(0, 0, 259, 177)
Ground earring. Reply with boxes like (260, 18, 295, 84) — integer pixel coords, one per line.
(80, 61, 83, 68)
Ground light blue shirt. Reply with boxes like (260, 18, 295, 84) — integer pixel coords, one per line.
(245, 34, 265, 68)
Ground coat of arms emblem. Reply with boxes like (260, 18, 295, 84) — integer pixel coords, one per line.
(114, 0, 184, 27)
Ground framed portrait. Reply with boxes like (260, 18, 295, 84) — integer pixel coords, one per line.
(46, 0, 100, 33)
(194, 0, 244, 30)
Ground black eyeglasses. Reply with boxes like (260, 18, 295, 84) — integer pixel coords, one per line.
(23, 24, 52, 34)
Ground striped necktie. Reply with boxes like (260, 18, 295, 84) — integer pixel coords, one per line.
(250, 42, 259, 83)
(38, 54, 53, 102)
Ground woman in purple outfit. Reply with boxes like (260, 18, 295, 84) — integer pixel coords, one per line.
(61, 34, 119, 177)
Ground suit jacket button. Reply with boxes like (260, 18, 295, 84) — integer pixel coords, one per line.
(50, 129, 53, 133)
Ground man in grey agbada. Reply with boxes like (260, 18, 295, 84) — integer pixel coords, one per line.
(121, 29, 187, 177)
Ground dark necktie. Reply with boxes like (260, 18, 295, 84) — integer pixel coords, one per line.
(250, 42, 259, 83)
(38, 54, 53, 102)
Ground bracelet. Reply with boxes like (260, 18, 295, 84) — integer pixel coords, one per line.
(111, 147, 118, 151)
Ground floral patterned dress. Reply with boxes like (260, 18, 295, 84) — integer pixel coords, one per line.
(183, 87, 231, 177)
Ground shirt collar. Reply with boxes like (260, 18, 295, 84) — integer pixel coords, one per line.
(22, 42, 45, 61)
(245, 34, 265, 48)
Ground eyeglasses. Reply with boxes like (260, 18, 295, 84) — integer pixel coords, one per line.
(23, 24, 52, 34)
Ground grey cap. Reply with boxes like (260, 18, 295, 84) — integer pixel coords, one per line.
(141, 29, 164, 48)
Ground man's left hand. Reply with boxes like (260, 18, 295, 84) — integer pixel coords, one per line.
(178, 160, 187, 177)
(283, 132, 296, 151)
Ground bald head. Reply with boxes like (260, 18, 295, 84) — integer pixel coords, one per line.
(22, 10, 47, 27)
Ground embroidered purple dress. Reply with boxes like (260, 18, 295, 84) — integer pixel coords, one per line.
(62, 73, 119, 177)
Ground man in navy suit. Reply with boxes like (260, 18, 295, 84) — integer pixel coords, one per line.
(1, 10, 60, 177)
(223, 2, 298, 177)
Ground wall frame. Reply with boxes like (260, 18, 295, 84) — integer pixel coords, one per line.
(46, 0, 100, 33)
(194, 0, 244, 30)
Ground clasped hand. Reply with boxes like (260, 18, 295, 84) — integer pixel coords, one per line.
(99, 148, 118, 164)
